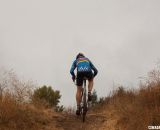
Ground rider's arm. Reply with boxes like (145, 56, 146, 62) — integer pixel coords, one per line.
(89, 60, 98, 77)
(70, 60, 76, 77)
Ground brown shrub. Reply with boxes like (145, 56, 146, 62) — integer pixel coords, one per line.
(0, 70, 55, 130)
(0, 92, 53, 130)
(97, 68, 160, 130)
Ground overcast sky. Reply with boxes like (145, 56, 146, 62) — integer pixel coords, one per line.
(0, 0, 160, 106)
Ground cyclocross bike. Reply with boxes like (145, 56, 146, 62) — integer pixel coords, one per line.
(75, 77, 91, 122)
(80, 77, 92, 122)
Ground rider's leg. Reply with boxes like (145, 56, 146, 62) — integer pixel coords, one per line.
(76, 86, 82, 115)
(88, 78, 94, 93)
(88, 78, 94, 101)
(76, 86, 82, 106)
(76, 72, 83, 115)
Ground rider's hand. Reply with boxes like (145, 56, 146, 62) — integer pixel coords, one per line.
(72, 76, 75, 82)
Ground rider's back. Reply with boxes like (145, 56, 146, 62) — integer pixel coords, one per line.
(76, 57, 92, 72)
(70, 54, 98, 78)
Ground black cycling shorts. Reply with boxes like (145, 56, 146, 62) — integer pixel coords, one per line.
(76, 71, 93, 86)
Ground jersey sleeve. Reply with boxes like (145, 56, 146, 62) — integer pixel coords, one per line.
(70, 60, 76, 77)
(89, 60, 98, 77)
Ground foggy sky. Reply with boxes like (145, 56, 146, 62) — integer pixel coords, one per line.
(0, 0, 160, 106)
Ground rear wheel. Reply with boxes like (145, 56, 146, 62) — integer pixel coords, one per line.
(82, 87, 87, 122)
(81, 79, 88, 122)
(82, 108, 85, 122)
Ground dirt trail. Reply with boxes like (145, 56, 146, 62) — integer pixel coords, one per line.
(53, 113, 107, 130)
(41, 107, 119, 130)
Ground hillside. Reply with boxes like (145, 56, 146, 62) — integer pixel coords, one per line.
(52, 75, 160, 130)
(1, 69, 160, 130)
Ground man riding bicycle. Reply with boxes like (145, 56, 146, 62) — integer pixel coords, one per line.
(70, 53, 98, 115)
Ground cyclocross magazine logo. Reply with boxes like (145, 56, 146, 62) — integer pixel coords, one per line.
(148, 126, 160, 129)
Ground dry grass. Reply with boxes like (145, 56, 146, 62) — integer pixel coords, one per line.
(0, 69, 57, 130)
(1, 67, 160, 130)
(63, 106, 76, 115)
(97, 69, 160, 130)
(0, 93, 54, 130)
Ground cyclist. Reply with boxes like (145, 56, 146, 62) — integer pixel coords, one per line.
(70, 53, 98, 115)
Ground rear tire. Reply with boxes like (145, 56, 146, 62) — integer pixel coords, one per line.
(82, 94, 87, 122)
(82, 79, 87, 122)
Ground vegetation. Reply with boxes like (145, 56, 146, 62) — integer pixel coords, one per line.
(32, 85, 60, 106)
(32, 85, 64, 112)
(91, 89, 98, 105)
(1, 66, 160, 130)
(93, 67, 160, 130)
(0, 70, 63, 130)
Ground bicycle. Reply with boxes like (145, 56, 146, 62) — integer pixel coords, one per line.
(74, 77, 91, 122)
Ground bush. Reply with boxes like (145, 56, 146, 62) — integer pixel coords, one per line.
(32, 85, 61, 108)
(0, 70, 45, 130)
(55, 105, 64, 112)
(91, 89, 98, 105)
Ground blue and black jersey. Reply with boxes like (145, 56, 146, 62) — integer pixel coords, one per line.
(70, 57, 98, 77)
